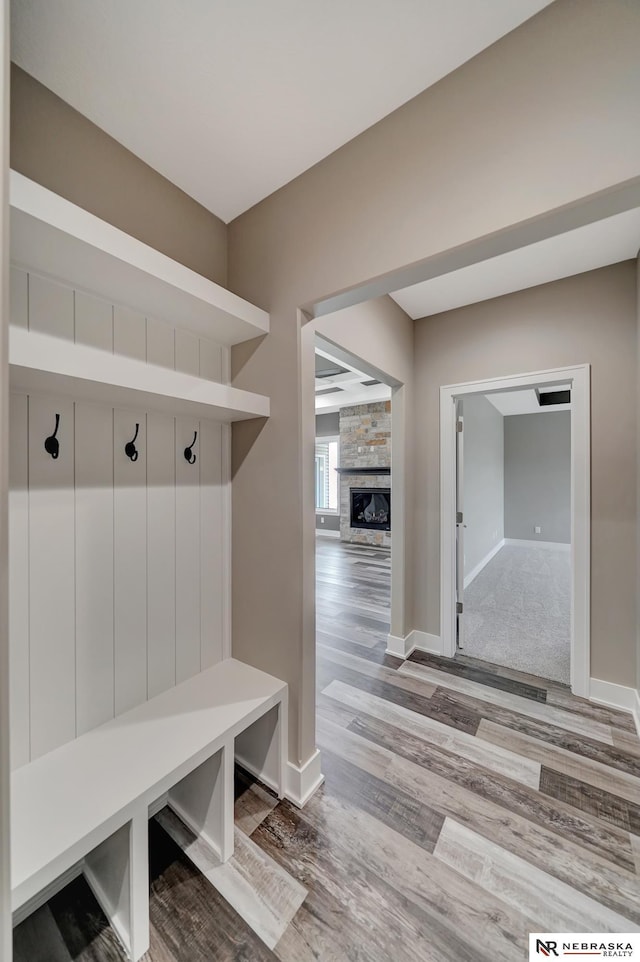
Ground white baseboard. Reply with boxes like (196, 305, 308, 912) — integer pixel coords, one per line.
(316, 528, 340, 539)
(237, 748, 324, 808)
(285, 749, 324, 808)
(386, 630, 443, 659)
(386, 633, 411, 658)
(409, 630, 443, 656)
(464, 539, 505, 589)
(589, 678, 640, 736)
(504, 538, 570, 551)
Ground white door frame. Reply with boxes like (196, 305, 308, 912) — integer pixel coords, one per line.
(440, 364, 590, 697)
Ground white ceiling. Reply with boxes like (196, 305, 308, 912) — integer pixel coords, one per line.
(390, 207, 640, 319)
(12, 0, 553, 223)
(315, 347, 390, 414)
(485, 386, 571, 416)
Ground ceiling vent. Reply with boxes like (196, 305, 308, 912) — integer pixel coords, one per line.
(362, 379, 381, 387)
(536, 388, 571, 407)
(316, 386, 343, 396)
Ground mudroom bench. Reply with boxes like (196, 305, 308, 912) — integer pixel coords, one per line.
(11, 658, 288, 960)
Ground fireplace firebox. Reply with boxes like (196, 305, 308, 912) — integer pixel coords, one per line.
(350, 487, 391, 531)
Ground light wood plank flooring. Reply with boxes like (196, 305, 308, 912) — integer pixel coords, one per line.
(14, 538, 640, 960)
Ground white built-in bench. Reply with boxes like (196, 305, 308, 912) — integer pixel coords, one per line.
(11, 658, 288, 961)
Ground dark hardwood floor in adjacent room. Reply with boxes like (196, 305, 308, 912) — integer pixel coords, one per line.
(14, 537, 640, 961)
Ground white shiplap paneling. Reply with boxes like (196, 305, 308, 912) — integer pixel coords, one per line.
(146, 317, 175, 370)
(28, 274, 74, 340)
(175, 328, 200, 377)
(8, 273, 230, 763)
(10, 266, 28, 330)
(147, 413, 177, 699)
(114, 410, 148, 715)
(200, 420, 224, 669)
(113, 305, 146, 361)
(199, 338, 223, 382)
(75, 290, 113, 352)
(75, 402, 114, 734)
(9, 394, 30, 769)
(175, 417, 201, 683)
(28, 394, 76, 760)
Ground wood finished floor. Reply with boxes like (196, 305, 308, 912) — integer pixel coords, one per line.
(13, 538, 640, 961)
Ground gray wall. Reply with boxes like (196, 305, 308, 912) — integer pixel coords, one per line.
(462, 395, 504, 578)
(316, 514, 340, 532)
(504, 412, 571, 544)
(315, 412, 339, 437)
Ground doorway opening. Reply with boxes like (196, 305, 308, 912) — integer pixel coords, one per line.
(441, 366, 590, 696)
(314, 336, 395, 697)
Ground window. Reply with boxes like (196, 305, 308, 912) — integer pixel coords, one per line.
(315, 437, 339, 511)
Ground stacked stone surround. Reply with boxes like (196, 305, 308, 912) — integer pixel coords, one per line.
(339, 400, 391, 547)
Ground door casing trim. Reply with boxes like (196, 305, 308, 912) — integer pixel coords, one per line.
(439, 364, 590, 697)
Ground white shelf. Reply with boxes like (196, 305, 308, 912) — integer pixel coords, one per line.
(10, 171, 269, 347)
(10, 328, 270, 422)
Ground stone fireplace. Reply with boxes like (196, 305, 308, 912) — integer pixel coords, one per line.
(338, 401, 391, 547)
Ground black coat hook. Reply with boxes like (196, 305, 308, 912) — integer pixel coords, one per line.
(44, 413, 61, 460)
(125, 423, 140, 462)
(184, 430, 198, 464)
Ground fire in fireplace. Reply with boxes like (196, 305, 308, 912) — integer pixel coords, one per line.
(350, 487, 391, 531)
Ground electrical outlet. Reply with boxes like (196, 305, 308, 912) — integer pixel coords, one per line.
(320, 516, 325, 524)
(534, 525, 541, 534)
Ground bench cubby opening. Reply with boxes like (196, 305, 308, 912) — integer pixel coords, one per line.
(83, 809, 149, 961)
(167, 744, 233, 864)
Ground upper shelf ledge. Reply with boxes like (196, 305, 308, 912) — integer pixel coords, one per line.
(10, 328, 270, 422)
(9, 171, 269, 347)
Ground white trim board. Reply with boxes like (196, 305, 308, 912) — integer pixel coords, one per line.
(315, 529, 340, 539)
(285, 750, 324, 808)
(464, 539, 505, 589)
(10, 327, 269, 422)
(504, 538, 570, 551)
(440, 364, 590, 698)
(237, 748, 324, 809)
(589, 678, 640, 738)
(386, 630, 443, 659)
